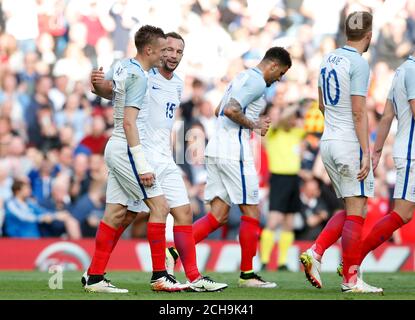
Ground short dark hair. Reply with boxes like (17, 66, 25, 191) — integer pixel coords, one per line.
(192, 78, 204, 88)
(165, 32, 185, 46)
(345, 11, 372, 41)
(134, 25, 166, 53)
(12, 179, 26, 195)
(263, 47, 292, 68)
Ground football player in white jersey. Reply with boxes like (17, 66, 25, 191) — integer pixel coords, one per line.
(195, 47, 291, 288)
(300, 12, 382, 293)
(89, 32, 228, 293)
(350, 53, 415, 280)
(82, 25, 177, 293)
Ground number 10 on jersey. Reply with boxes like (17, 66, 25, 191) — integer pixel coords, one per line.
(321, 67, 340, 106)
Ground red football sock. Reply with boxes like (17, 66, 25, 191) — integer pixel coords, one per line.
(193, 212, 221, 244)
(111, 225, 126, 252)
(147, 222, 166, 272)
(239, 216, 260, 272)
(359, 211, 405, 264)
(313, 210, 346, 258)
(342, 215, 364, 284)
(174, 225, 201, 282)
(88, 221, 117, 275)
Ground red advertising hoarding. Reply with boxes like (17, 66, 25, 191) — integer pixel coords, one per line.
(1, 239, 414, 272)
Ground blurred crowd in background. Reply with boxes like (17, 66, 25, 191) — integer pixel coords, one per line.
(0, 0, 415, 248)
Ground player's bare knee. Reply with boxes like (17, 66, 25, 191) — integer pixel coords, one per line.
(147, 198, 170, 219)
(214, 211, 228, 225)
(171, 205, 193, 225)
(218, 217, 228, 225)
(400, 210, 413, 224)
(183, 205, 193, 219)
(103, 207, 127, 227)
(114, 209, 128, 224)
(121, 211, 137, 227)
(158, 201, 170, 217)
(394, 201, 415, 223)
(239, 205, 260, 221)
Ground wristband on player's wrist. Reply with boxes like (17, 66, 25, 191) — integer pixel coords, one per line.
(129, 144, 153, 174)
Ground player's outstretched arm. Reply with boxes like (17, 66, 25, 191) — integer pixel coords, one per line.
(372, 99, 395, 171)
(91, 67, 113, 100)
(351, 95, 370, 181)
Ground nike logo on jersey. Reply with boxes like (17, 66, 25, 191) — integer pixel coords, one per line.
(152, 85, 161, 90)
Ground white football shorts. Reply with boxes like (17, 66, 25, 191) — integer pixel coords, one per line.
(104, 138, 163, 206)
(320, 140, 374, 198)
(393, 157, 415, 202)
(204, 156, 259, 206)
(127, 161, 190, 213)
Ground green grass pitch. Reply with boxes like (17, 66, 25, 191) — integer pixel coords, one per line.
(0, 271, 414, 300)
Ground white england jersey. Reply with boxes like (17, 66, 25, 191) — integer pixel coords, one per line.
(105, 58, 149, 141)
(136, 68, 183, 164)
(205, 67, 267, 161)
(319, 45, 370, 142)
(388, 56, 415, 159)
(103, 59, 164, 203)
